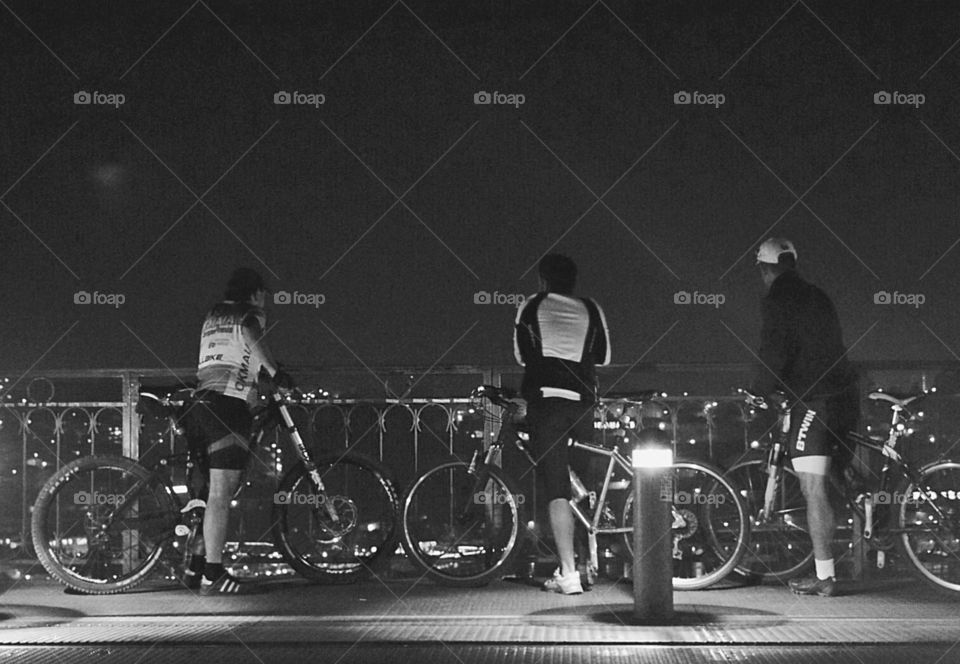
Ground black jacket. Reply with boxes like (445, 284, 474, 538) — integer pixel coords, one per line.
(754, 270, 857, 400)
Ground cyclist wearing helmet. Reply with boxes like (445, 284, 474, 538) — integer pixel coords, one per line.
(753, 238, 859, 597)
(186, 267, 291, 594)
(514, 254, 610, 595)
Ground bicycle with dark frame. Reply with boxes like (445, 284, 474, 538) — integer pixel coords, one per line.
(728, 387, 960, 594)
(32, 385, 400, 594)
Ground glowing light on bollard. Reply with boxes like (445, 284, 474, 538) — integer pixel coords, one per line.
(631, 427, 675, 623)
(632, 446, 673, 469)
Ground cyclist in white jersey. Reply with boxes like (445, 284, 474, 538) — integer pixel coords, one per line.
(186, 268, 291, 595)
(514, 254, 610, 595)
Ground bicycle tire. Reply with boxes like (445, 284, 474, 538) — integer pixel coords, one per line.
(31, 455, 179, 594)
(400, 461, 526, 587)
(724, 459, 814, 581)
(272, 453, 399, 583)
(621, 461, 749, 590)
(895, 460, 960, 595)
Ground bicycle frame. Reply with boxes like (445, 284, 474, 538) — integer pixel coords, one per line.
(751, 388, 956, 555)
(478, 396, 695, 578)
(760, 408, 791, 523)
(261, 393, 342, 528)
(845, 400, 953, 541)
(474, 403, 633, 535)
(568, 440, 634, 535)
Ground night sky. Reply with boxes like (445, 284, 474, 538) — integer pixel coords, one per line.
(2, 1, 959, 373)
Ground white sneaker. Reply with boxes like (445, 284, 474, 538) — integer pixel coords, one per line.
(542, 568, 583, 595)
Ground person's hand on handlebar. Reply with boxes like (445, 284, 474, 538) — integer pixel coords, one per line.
(271, 368, 296, 393)
(506, 396, 528, 421)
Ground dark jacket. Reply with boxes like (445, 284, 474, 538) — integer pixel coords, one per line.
(754, 270, 857, 400)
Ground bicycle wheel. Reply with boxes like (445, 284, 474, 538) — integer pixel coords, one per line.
(272, 453, 399, 583)
(31, 455, 179, 594)
(895, 461, 960, 594)
(725, 459, 814, 581)
(401, 461, 526, 587)
(621, 461, 749, 590)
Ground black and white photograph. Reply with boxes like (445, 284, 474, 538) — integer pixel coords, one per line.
(1, 2, 959, 662)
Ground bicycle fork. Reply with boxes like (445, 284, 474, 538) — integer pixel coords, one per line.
(761, 411, 791, 523)
(761, 442, 784, 523)
(275, 399, 341, 527)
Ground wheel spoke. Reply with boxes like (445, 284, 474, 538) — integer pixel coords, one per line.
(401, 462, 523, 586)
(623, 461, 749, 590)
(32, 456, 176, 593)
(898, 463, 960, 592)
(724, 460, 813, 581)
(273, 455, 398, 582)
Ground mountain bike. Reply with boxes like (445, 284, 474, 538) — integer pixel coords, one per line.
(399, 385, 749, 590)
(31, 386, 400, 594)
(728, 387, 960, 594)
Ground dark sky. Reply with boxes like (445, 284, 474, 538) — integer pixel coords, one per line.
(2, 0, 959, 373)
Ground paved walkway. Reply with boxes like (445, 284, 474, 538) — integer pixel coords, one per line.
(0, 571, 958, 663)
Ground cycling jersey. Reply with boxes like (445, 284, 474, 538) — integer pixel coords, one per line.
(197, 301, 267, 405)
(514, 293, 610, 402)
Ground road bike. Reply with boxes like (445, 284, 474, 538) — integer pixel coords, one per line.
(728, 387, 960, 594)
(31, 386, 400, 594)
(399, 385, 749, 590)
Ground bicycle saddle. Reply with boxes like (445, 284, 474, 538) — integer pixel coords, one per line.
(868, 390, 926, 407)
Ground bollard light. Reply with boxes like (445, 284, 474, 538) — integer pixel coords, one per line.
(632, 419, 674, 468)
(631, 426, 675, 623)
(632, 444, 673, 469)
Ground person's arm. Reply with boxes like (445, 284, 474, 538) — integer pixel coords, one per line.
(241, 313, 280, 378)
(513, 298, 535, 366)
(753, 295, 792, 396)
(588, 299, 611, 366)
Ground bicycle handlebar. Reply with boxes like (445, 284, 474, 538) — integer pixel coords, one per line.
(736, 387, 791, 412)
(472, 385, 519, 409)
(473, 385, 666, 408)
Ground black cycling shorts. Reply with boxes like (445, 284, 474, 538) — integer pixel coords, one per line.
(190, 391, 253, 470)
(789, 391, 858, 461)
(526, 398, 594, 501)
(789, 399, 831, 458)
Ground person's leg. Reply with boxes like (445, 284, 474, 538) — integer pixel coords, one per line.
(549, 496, 577, 577)
(795, 463, 835, 564)
(203, 463, 243, 567)
(791, 454, 838, 595)
(531, 399, 583, 594)
(191, 395, 260, 594)
(788, 400, 840, 595)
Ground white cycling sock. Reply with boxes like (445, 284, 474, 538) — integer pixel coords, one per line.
(815, 558, 835, 580)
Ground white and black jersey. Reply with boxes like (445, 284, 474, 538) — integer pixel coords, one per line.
(514, 292, 611, 402)
(197, 301, 266, 406)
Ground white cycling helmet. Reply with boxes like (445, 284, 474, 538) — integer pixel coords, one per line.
(756, 237, 797, 265)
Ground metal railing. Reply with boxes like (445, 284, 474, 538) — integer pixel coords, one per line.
(3, 362, 959, 555)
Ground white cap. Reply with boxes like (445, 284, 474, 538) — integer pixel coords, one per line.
(756, 238, 797, 265)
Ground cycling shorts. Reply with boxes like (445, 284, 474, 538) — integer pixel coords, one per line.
(189, 391, 253, 470)
(788, 384, 861, 461)
(526, 398, 594, 501)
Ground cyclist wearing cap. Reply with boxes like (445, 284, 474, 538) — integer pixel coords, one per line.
(514, 254, 610, 595)
(186, 267, 292, 594)
(753, 238, 859, 597)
